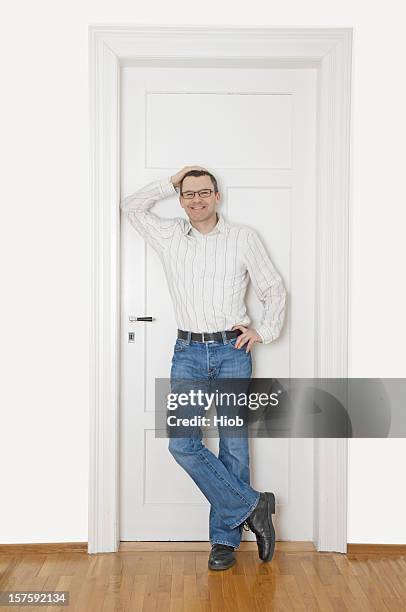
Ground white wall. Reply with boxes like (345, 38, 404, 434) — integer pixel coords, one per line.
(1, 1, 405, 544)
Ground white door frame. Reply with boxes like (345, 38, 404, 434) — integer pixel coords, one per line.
(88, 25, 352, 554)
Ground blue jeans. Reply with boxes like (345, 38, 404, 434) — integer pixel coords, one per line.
(168, 331, 260, 549)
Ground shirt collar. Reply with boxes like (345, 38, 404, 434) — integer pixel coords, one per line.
(182, 212, 227, 236)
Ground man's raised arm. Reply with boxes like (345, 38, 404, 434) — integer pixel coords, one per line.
(120, 176, 178, 254)
(120, 166, 207, 254)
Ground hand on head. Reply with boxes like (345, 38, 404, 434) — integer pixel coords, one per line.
(171, 166, 208, 189)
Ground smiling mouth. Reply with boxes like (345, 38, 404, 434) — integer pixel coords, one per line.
(190, 205, 207, 211)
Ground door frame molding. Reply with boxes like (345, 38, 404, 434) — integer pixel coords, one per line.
(88, 25, 352, 554)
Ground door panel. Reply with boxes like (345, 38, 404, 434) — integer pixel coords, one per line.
(120, 66, 317, 541)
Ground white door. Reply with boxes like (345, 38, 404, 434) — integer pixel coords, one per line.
(120, 66, 317, 542)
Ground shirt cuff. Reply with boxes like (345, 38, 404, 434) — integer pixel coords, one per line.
(254, 325, 277, 345)
(254, 328, 265, 344)
(160, 177, 177, 198)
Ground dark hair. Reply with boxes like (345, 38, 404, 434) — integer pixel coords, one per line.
(179, 170, 219, 194)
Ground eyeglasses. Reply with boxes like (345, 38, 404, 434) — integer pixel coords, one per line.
(180, 189, 214, 199)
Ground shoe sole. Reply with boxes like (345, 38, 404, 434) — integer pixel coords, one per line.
(262, 492, 276, 563)
(208, 558, 236, 571)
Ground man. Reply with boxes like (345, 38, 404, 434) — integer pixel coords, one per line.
(120, 166, 287, 570)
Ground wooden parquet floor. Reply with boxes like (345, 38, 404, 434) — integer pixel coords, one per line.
(1, 544, 406, 611)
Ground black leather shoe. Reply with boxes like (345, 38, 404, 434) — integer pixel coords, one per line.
(245, 492, 276, 562)
(208, 544, 235, 571)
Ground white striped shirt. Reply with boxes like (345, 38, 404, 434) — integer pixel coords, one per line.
(120, 177, 286, 344)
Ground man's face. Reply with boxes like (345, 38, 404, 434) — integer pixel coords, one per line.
(179, 175, 220, 223)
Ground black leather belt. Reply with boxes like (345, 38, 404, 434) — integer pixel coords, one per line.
(177, 329, 243, 343)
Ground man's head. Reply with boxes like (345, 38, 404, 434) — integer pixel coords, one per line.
(179, 170, 221, 224)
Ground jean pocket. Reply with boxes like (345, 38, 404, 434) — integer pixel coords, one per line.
(229, 337, 251, 355)
(174, 338, 188, 353)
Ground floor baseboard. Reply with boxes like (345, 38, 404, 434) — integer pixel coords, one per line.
(347, 543, 406, 556)
(0, 542, 88, 554)
(4, 541, 404, 556)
